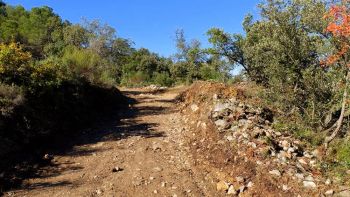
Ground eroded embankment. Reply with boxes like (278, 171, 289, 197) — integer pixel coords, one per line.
(177, 81, 350, 197)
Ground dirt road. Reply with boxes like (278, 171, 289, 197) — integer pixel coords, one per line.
(6, 87, 218, 197)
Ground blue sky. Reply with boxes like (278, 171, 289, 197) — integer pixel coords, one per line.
(5, 0, 261, 57)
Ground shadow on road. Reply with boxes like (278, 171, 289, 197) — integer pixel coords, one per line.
(0, 89, 169, 195)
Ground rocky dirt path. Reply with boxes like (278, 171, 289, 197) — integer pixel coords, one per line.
(5, 87, 218, 197)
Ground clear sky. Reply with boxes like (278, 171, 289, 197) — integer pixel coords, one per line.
(5, 0, 261, 57)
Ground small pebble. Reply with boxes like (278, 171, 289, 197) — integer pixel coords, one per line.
(247, 181, 254, 188)
(269, 169, 281, 177)
(325, 190, 334, 196)
(227, 185, 237, 195)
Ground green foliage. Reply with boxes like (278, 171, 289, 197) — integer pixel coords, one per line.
(325, 140, 350, 181)
(120, 48, 177, 87)
(0, 43, 32, 84)
(120, 71, 150, 87)
(153, 72, 174, 87)
(207, 0, 340, 134)
(29, 57, 63, 88)
(199, 65, 221, 81)
(63, 24, 90, 48)
(207, 28, 245, 72)
(272, 120, 324, 146)
(336, 141, 350, 167)
(61, 46, 116, 87)
(174, 29, 231, 83)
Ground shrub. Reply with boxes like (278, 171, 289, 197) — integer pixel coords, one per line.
(336, 141, 350, 167)
(199, 65, 222, 81)
(0, 43, 32, 84)
(153, 72, 174, 87)
(61, 46, 116, 87)
(29, 57, 63, 89)
(120, 71, 150, 87)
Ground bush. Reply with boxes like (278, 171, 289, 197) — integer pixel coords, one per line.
(199, 65, 222, 81)
(61, 46, 116, 87)
(336, 141, 350, 166)
(120, 71, 150, 87)
(153, 72, 174, 87)
(0, 43, 32, 85)
(29, 57, 63, 89)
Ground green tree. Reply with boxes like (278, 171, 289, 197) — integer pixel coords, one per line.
(207, 28, 245, 76)
(207, 0, 337, 130)
(63, 24, 90, 48)
(0, 43, 32, 84)
(18, 6, 64, 57)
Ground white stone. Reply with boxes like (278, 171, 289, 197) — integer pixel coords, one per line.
(325, 190, 334, 196)
(239, 185, 246, 193)
(305, 175, 314, 182)
(250, 142, 257, 148)
(227, 185, 237, 195)
(247, 181, 254, 188)
(269, 169, 281, 177)
(226, 135, 234, 141)
(303, 181, 316, 189)
(309, 160, 317, 168)
(298, 158, 308, 165)
(287, 147, 295, 153)
(282, 185, 290, 191)
(295, 173, 304, 180)
(215, 119, 228, 128)
(96, 189, 102, 195)
(190, 104, 199, 112)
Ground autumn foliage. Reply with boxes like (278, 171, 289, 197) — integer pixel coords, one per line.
(323, 0, 350, 65)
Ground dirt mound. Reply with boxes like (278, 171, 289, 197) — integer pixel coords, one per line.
(178, 81, 348, 197)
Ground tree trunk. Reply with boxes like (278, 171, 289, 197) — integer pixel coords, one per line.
(324, 69, 350, 149)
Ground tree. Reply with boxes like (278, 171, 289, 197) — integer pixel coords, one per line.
(173, 29, 211, 82)
(207, 28, 246, 74)
(174, 29, 188, 61)
(19, 6, 64, 57)
(63, 24, 90, 48)
(0, 5, 27, 43)
(323, 0, 350, 148)
(83, 19, 117, 57)
(0, 43, 32, 84)
(239, 0, 336, 127)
